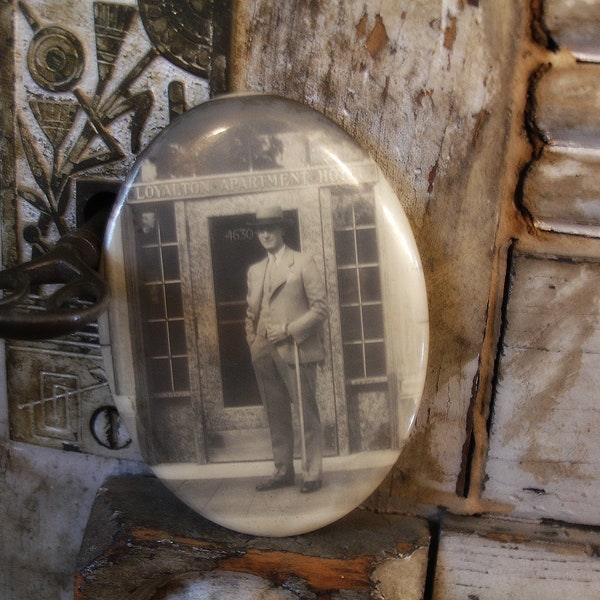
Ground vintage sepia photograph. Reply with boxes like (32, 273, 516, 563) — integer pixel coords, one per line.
(103, 94, 428, 536)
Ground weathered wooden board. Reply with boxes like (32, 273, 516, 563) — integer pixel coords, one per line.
(523, 146, 600, 236)
(233, 0, 527, 507)
(534, 64, 600, 148)
(483, 251, 600, 525)
(433, 516, 600, 599)
(544, 0, 600, 61)
(74, 475, 430, 600)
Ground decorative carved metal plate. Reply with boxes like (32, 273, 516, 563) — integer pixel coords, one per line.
(102, 93, 428, 536)
(3, 0, 230, 457)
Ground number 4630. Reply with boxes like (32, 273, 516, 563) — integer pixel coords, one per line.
(225, 228, 254, 241)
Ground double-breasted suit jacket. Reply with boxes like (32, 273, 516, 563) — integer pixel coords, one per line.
(245, 246, 328, 363)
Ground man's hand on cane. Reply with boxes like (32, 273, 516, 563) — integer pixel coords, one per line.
(266, 321, 289, 344)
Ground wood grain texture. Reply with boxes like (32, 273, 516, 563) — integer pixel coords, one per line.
(74, 475, 430, 599)
(233, 0, 528, 507)
(483, 251, 600, 525)
(534, 64, 600, 148)
(434, 516, 600, 599)
(523, 146, 600, 236)
(544, 0, 600, 61)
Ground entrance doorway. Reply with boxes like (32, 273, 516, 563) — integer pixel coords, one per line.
(185, 191, 338, 463)
(208, 211, 300, 409)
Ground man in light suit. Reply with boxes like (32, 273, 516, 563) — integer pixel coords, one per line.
(246, 205, 328, 493)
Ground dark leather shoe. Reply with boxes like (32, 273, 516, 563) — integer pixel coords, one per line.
(256, 475, 295, 491)
(300, 480, 322, 494)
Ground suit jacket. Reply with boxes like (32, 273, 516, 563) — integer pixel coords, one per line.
(246, 246, 328, 364)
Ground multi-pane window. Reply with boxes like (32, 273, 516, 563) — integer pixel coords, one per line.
(133, 203, 190, 397)
(333, 191, 386, 382)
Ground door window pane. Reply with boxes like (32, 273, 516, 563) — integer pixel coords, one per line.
(156, 204, 177, 243)
(149, 358, 173, 393)
(142, 284, 165, 320)
(356, 228, 378, 263)
(172, 358, 191, 392)
(337, 268, 359, 305)
(162, 246, 181, 280)
(146, 321, 169, 356)
(340, 305, 362, 341)
(169, 320, 188, 356)
(334, 230, 356, 265)
(140, 246, 161, 281)
(359, 267, 381, 303)
(333, 196, 355, 228)
(365, 342, 386, 377)
(165, 283, 184, 318)
(354, 198, 375, 225)
(362, 304, 384, 339)
(343, 344, 364, 379)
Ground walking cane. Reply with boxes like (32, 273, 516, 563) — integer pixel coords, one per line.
(294, 341, 308, 475)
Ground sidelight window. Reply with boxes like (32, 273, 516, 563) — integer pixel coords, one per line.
(132, 203, 190, 397)
(333, 191, 386, 383)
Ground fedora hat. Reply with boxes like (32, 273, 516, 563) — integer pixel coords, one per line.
(247, 205, 293, 228)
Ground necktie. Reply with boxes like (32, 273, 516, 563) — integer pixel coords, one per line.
(264, 256, 274, 295)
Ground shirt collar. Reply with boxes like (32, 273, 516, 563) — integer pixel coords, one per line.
(268, 245, 287, 264)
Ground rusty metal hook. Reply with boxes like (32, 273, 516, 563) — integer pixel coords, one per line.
(0, 209, 110, 340)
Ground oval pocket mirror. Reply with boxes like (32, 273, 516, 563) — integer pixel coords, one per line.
(102, 93, 428, 536)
